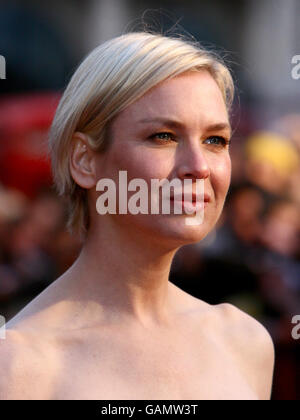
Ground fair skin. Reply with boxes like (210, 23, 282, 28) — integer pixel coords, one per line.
(0, 71, 274, 400)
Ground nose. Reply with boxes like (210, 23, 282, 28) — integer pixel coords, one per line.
(176, 143, 210, 180)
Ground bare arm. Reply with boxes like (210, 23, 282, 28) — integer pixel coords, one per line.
(0, 329, 23, 400)
(218, 303, 275, 400)
(0, 329, 49, 400)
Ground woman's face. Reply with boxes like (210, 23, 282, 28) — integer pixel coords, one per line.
(93, 70, 232, 247)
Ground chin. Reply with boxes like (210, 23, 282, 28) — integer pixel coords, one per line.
(165, 218, 214, 245)
(133, 213, 217, 249)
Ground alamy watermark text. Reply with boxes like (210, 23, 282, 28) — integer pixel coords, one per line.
(291, 315, 300, 340)
(0, 55, 6, 79)
(0, 315, 6, 339)
(291, 55, 300, 80)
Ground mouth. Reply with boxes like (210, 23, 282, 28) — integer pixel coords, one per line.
(170, 193, 211, 204)
(169, 193, 210, 213)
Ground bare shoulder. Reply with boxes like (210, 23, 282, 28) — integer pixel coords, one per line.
(214, 303, 275, 400)
(0, 328, 53, 400)
(0, 329, 31, 399)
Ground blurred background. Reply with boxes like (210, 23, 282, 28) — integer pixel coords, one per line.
(0, 0, 299, 400)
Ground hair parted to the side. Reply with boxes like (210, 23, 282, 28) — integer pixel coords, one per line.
(48, 31, 234, 238)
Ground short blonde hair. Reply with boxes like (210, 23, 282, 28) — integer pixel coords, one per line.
(49, 31, 234, 237)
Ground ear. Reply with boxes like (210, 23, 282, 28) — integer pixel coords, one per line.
(69, 132, 97, 189)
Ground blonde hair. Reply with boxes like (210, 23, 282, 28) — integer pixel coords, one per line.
(49, 31, 234, 237)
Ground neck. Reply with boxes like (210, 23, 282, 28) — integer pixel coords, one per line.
(63, 218, 180, 327)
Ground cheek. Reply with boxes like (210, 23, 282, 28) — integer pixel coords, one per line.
(210, 154, 231, 199)
(111, 145, 173, 182)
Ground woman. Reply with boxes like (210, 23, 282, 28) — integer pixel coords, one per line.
(0, 32, 274, 400)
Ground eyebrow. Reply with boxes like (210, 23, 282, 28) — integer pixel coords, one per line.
(138, 118, 232, 137)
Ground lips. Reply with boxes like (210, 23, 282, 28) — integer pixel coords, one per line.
(170, 193, 211, 203)
(169, 192, 210, 215)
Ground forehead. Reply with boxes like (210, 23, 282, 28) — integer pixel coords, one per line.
(113, 70, 229, 130)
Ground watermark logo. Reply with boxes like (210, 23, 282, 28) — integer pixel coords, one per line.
(291, 315, 300, 340)
(0, 315, 6, 339)
(96, 171, 205, 226)
(0, 55, 6, 79)
(291, 55, 300, 80)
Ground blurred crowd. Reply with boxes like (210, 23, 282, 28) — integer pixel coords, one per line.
(0, 93, 82, 320)
(0, 93, 299, 399)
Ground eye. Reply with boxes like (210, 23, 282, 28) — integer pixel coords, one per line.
(148, 132, 176, 143)
(204, 136, 231, 147)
